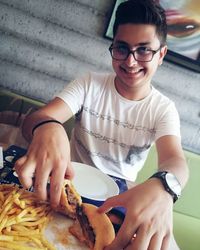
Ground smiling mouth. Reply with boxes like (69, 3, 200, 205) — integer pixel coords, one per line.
(122, 67, 143, 74)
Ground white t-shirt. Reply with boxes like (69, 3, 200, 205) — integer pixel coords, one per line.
(57, 72, 180, 182)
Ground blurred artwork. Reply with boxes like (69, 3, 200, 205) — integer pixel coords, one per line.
(159, 0, 200, 61)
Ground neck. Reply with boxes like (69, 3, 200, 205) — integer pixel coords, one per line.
(114, 78, 152, 101)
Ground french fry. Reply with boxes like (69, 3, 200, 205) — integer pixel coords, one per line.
(10, 224, 29, 232)
(0, 215, 8, 230)
(0, 235, 14, 241)
(0, 184, 56, 250)
(0, 241, 47, 250)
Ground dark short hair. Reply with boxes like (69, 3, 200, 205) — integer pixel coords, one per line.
(113, 0, 167, 45)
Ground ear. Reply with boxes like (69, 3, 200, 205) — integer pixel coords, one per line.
(158, 45, 167, 65)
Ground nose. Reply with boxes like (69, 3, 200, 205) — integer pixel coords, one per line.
(125, 52, 137, 65)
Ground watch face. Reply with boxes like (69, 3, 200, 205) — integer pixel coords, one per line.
(166, 173, 181, 196)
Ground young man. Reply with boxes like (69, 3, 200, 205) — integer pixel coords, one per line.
(15, 0, 188, 249)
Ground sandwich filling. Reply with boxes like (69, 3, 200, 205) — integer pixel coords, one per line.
(65, 184, 79, 208)
(76, 206, 95, 246)
(56, 180, 82, 219)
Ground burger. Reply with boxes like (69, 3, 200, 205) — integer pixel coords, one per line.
(69, 203, 115, 250)
(56, 179, 115, 249)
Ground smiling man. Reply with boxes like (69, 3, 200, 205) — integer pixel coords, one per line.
(15, 0, 188, 250)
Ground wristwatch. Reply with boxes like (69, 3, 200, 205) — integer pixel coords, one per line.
(150, 171, 181, 203)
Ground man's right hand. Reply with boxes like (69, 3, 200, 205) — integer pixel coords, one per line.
(14, 122, 74, 208)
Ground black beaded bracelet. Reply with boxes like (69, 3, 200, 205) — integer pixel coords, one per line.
(32, 119, 63, 135)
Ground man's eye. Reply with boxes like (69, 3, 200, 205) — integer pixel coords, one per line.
(116, 46, 128, 54)
(137, 47, 150, 54)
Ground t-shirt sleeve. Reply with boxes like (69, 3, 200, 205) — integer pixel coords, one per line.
(154, 102, 181, 141)
(56, 73, 90, 115)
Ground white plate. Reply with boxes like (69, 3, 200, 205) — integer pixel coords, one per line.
(45, 212, 88, 250)
(72, 162, 119, 201)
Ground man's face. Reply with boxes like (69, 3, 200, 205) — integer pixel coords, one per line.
(112, 24, 167, 99)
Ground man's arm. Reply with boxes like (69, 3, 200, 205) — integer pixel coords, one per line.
(22, 97, 73, 142)
(15, 97, 75, 206)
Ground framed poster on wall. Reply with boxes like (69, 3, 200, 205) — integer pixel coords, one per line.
(105, 0, 200, 73)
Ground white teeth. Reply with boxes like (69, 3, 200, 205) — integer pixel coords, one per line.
(126, 69, 141, 73)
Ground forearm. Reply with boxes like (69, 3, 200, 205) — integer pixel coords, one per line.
(156, 136, 189, 190)
(158, 156, 189, 189)
(22, 97, 73, 142)
(22, 111, 60, 142)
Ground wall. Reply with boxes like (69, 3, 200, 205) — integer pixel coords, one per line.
(0, 0, 200, 153)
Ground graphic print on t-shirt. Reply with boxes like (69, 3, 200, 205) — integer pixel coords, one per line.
(125, 144, 151, 165)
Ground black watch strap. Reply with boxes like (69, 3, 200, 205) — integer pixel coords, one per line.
(150, 171, 181, 203)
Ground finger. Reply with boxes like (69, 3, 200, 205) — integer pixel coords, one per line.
(124, 235, 137, 250)
(98, 197, 116, 213)
(161, 234, 171, 250)
(123, 235, 140, 250)
(14, 155, 35, 189)
(34, 160, 51, 201)
(105, 211, 139, 250)
(147, 233, 163, 250)
(14, 155, 27, 168)
(104, 244, 121, 250)
(98, 194, 125, 213)
(126, 222, 154, 250)
(50, 161, 66, 207)
(65, 161, 74, 179)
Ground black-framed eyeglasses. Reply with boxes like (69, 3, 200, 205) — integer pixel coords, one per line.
(109, 44, 161, 62)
